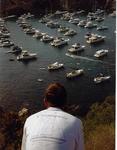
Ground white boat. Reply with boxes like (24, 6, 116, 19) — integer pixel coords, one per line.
(40, 35, 54, 42)
(26, 12, 34, 19)
(0, 18, 5, 24)
(37, 79, 43, 82)
(95, 17, 104, 22)
(69, 18, 80, 25)
(85, 21, 97, 28)
(46, 21, 60, 28)
(86, 34, 105, 44)
(58, 26, 70, 33)
(68, 43, 85, 53)
(24, 28, 36, 34)
(39, 18, 50, 23)
(85, 32, 92, 39)
(17, 19, 28, 25)
(20, 23, 32, 29)
(17, 51, 37, 61)
(66, 69, 84, 78)
(54, 10, 67, 15)
(78, 20, 86, 27)
(94, 49, 108, 58)
(51, 37, 69, 47)
(95, 9, 105, 15)
(109, 11, 116, 17)
(76, 10, 85, 15)
(0, 40, 14, 47)
(48, 62, 64, 70)
(97, 26, 108, 31)
(64, 29, 77, 36)
(0, 32, 10, 38)
(94, 75, 111, 83)
(33, 31, 46, 39)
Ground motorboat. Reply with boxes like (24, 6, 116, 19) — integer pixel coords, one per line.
(87, 15, 97, 21)
(94, 75, 111, 83)
(0, 32, 10, 38)
(37, 78, 43, 82)
(8, 46, 22, 54)
(69, 18, 80, 25)
(64, 29, 77, 36)
(86, 34, 105, 44)
(46, 21, 60, 28)
(61, 15, 71, 21)
(0, 18, 5, 24)
(48, 62, 64, 70)
(33, 30, 46, 39)
(85, 32, 92, 39)
(50, 37, 69, 47)
(17, 51, 37, 61)
(109, 11, 116, 17)
(39, 18, 50, 24)
(20, 23, 32, 29)
(58, 26, 70, 33)
(94, 49, 108, 58)
(0, 39, 14, 47)
(54, 10, 67, 16)
(85, 21, 97, 28)
(68, 43, 85, 53)
(66, 69, 84, 79)
(40, 35, 54, 42)
(25, 12, 34, 19)
(17, 19, 28, 25)
(95, 9, 105, 15)
(24, 28, 36, 34)
(95, 17, 104, 22)
(78, 20, 87, 27)
(76, 10, 85, 15)
(97, 26, 108, 31)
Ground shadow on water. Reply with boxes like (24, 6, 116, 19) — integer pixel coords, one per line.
(18, 59, 37, 66)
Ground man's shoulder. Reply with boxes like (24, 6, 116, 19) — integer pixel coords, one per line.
(25, 109, 82, 125)
(25, 109, 47, 123)
(62, 111, 82, 123)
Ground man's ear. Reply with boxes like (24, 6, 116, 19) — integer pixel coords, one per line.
(43, 98, 48, 108)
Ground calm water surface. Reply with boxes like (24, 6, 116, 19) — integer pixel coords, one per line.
(0, 14, 115, 114)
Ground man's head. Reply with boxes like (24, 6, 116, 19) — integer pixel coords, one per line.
(44, 83, 67, 108)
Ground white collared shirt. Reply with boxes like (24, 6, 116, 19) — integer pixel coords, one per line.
(22, 107, 84, 150)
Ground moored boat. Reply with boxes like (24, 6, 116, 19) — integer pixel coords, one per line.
(50, 37, 69, 47)
(94, 49, 108, 58)
(33, 30, 46, 39)
(86, 34, 105, 44)
(17, 51, 37, 61)
(66, 69, 84, 79)
(97, 26, 108, 31)
(68, 43, 85, 53)
(48, 62, 64, 70)
(58, 26, 70, 33)
(40, 35, 54, 42)
(94, 75, 111, 83)
(64, 29, 77, 36)
(85, 21, 97, 28)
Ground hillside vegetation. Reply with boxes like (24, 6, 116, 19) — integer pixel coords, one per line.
(0, 96, 115, 149)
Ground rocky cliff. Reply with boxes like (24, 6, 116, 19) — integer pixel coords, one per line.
(0, 0, 116, 17)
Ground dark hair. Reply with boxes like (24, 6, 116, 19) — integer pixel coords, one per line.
(45, 83, 67, 107)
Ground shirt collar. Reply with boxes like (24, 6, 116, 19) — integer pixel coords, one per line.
(47, 107, 62, 111)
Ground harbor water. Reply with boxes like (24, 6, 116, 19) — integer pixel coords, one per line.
(0, 14, 115, 114)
